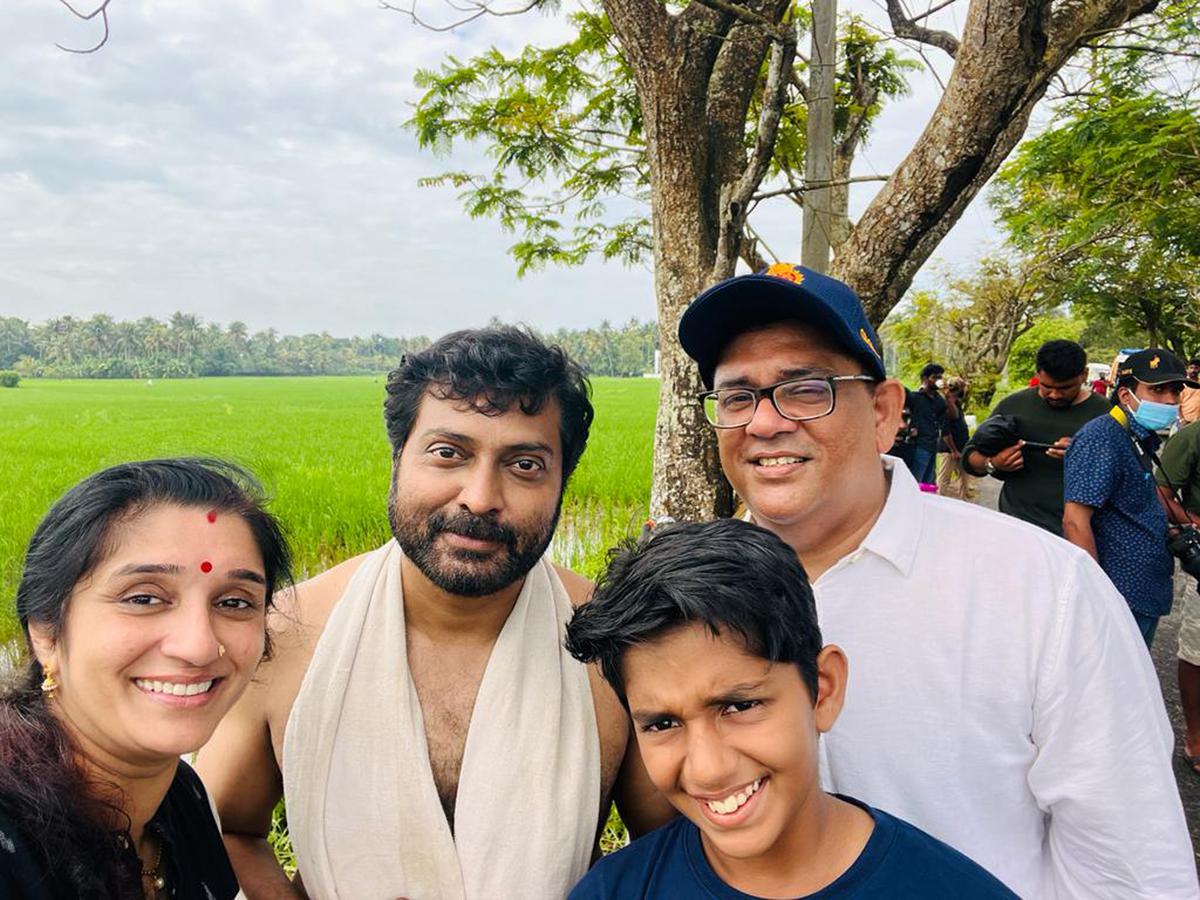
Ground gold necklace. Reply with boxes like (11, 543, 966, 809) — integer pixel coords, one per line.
(141, 835, 166, 896)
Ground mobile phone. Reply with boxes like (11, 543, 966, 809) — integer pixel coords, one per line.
(1021, 440, 1056, 451)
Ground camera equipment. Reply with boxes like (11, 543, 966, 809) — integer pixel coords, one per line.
(1123, 417, 1200, 581)
(1169, 527, 1200, 580)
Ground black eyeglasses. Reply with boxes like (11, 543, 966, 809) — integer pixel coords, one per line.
(698, 375, 877, 429)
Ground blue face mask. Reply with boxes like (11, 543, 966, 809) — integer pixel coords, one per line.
(1128, 394, 1179, 431)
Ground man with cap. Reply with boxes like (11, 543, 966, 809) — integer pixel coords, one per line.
(677, 263, 1195, 899)
(1063, 348, 1197, 648)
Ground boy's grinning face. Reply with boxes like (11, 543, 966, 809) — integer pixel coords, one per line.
(624, 624, 844, 877)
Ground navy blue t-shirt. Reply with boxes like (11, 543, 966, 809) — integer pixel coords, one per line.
(569, 797, 1015, 900)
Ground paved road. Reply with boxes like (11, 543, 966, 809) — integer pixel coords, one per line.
(970, 474, 1200, 866)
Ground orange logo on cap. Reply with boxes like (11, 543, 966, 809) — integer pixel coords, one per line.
(765, 262, 804, 284)
(860, 328, 881, 359)
(1150, 356, 1161, 369)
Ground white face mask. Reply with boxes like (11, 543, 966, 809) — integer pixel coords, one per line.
(934, 378, 945, 390)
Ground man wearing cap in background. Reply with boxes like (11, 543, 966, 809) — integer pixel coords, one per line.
(677, 263, 1195, 898)
(1063, 348, 1197, 648)
(962, 339, 1110, 535)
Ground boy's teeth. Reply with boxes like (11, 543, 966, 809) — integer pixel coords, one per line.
(706, 778, 762, 815)
(135, 679, 214, 697)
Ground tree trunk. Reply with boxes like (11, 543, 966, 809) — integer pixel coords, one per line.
(835, 0, 1159, 325)
(604, 0, 787, 520)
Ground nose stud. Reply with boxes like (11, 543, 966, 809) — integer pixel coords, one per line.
(218, 644, 226, 658)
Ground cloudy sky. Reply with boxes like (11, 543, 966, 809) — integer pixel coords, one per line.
(1, 0, 1008, 338)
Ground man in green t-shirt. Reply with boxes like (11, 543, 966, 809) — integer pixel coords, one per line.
(1155, 422, 1200, 775)
(964, 340, 1110, 535)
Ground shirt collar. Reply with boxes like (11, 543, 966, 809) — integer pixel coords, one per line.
(831, 456, 923, 579)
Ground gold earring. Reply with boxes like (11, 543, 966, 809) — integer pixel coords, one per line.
(40, 668, 58, 699)
(217, 644, 226, 658)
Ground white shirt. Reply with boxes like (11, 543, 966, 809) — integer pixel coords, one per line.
(813, 458, 1197, 899)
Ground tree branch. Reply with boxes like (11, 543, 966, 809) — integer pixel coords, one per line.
(752, 174, 889, 201)
(55, 0, 112, 54)
(692, 0, 789, 36)
(885, 0, 959, 58)
(379, 0, 540, 33)
(713, 29, 797, 280)
(1084, 41, 1200, 59)
(910, 0, 960, 23)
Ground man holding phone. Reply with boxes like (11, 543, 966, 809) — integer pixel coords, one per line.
(964, 340, 1109, 535)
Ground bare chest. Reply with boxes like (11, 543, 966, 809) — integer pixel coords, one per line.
(407, 635, 494, 830)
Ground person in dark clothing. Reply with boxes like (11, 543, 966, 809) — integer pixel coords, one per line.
(906, 363, 953, 485)
(565, 519, 1016, 900)
(964, 340, 1110, 535)
(0, 459, 292, 899)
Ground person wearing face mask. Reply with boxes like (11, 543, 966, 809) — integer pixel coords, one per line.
(1063, 348, 1198, 648)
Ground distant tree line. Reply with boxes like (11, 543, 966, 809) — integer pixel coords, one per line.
(0, 313, 658, 380)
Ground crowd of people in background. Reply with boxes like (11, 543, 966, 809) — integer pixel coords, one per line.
(899, 339, 1200, 778)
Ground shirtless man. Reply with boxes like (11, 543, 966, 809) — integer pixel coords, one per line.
(196, 326, 669, 898)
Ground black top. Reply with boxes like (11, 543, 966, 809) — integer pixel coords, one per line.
(905, 388, 947, 451)
(0, 760, 238, 899)
(964, 387, 1110, 535)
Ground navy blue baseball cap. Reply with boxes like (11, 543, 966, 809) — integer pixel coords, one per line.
(678, 262, 886, 388)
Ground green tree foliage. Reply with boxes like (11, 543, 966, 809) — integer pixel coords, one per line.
(408, 8, 914, 273)
(1004, 317, 1086, 385)
(3, 313, 657, 379)
(881, 256, 1059, 406)
(992, 27, 1200, 354)
(0, 371, 20, 388)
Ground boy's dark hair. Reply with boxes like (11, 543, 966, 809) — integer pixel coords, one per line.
(1035, 340, 1087, 380)
(920, 363, 944, 380)
(383, 325, 594, 485)
(565, 518, 822, 706)
(1190, 358, 1200, 367)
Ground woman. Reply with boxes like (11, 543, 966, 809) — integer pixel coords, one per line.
(0, 458, 292, 898)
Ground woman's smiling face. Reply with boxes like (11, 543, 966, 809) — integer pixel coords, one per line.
(30, 502, 268, 767)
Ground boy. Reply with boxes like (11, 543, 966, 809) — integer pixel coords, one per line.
(565, 519, 1014, 899)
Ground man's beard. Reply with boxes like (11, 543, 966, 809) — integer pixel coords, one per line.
(388, 490, 561, 598)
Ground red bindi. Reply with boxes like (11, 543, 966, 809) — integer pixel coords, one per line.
(200, 561, 213, 574)
(206, 510, 218, 523)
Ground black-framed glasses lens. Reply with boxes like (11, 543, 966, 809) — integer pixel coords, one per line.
(703, 379, 834, 427)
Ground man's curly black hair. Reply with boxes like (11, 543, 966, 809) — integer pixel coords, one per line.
(383, 325, 594, 485)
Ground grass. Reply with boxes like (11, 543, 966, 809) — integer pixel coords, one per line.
(0, 374, 659, 643)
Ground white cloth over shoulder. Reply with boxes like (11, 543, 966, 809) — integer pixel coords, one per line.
(282, 541, 600, 900)
(812, 458, 1197, 899)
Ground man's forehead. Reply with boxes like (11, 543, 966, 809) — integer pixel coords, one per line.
(712, 320, 853, 385)
(410, 390, 562, 443)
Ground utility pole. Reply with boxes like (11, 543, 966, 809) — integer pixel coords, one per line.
(801, 0, 836, 273)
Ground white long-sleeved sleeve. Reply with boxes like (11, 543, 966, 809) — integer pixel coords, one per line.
(1027, 553, 1198, 899)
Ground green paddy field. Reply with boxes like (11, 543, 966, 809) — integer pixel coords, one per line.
(0, 375, 659, 644)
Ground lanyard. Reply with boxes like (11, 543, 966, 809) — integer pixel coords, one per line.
(1111, 405, 1188, 526)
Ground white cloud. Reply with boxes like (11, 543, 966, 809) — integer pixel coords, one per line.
(1, 0, 1026, 336)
